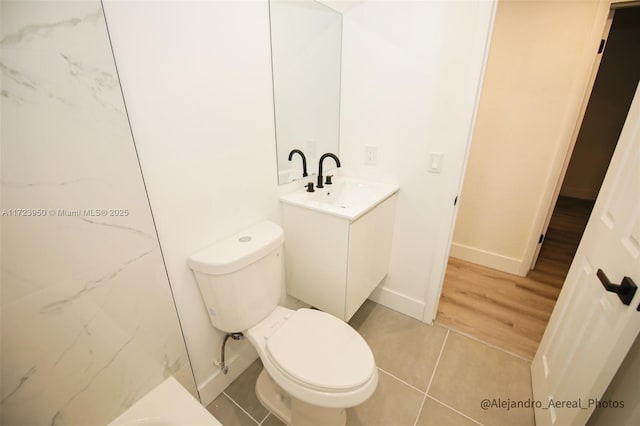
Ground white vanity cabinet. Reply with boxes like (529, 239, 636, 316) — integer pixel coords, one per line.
(281, 191, 397, 321)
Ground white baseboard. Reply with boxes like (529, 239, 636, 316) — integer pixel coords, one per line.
(197, 343, 258, 407)
(368, 286, 425, 320)
(450, 242, 525, 276)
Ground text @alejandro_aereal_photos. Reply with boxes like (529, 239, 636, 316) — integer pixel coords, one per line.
(480, 398, 625, 411)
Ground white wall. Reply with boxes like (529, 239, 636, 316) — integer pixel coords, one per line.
(339, 0, 496, 321)
(451, 0, 610, 275)
(102, 0, 280, 405)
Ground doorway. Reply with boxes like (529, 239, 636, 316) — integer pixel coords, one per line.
(437, 4, 640, 360)
(533, 5, 640, 281)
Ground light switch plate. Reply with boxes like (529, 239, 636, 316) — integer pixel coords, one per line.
(428, 152, 444, 173)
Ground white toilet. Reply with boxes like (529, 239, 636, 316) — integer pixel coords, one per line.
(188, 221, 378, 425)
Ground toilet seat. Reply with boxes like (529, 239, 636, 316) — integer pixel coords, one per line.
(245, 306, 378, 408)
(265, 308, 375, 393)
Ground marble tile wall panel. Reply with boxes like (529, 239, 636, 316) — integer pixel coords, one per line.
(0, 1, 195, 424)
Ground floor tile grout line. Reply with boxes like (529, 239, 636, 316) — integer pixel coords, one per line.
(376, 366, 426, 395)
(222, 391, 261, 425)
(412, 329, 450, 426)
(434, 321, 533, 363)
(426, 328, 450, 394)
(426, 395, 486, 426)
(413, 389, 429, 426)
(258, 412, 273, 425)
(258, 411, 271, 425)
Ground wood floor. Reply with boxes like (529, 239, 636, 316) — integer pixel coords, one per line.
(437, 197, 594, 360)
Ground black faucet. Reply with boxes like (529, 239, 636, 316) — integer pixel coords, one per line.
(317, 153, 341, 189)
(288, 149, 308, 177)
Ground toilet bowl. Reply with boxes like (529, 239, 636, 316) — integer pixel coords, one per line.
(246, 306, 377, 424)
(188, 221, 377, 425)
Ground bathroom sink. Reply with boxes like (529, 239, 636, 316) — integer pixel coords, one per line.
(280, 176, 399, 221)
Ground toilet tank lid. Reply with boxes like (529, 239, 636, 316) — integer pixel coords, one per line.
(188, 221, 284, 275)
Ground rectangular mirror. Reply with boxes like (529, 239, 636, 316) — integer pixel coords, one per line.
(269, 0, 342, 184)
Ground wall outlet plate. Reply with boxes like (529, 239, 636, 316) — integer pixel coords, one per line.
(365, 145, 377, 165)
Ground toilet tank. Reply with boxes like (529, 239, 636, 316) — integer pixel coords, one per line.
(188, 221, 284, 333)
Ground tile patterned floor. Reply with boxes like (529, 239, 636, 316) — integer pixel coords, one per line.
(207, 301, 535, 426)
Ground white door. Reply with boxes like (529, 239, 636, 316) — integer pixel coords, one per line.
(531, 83, 640, 426)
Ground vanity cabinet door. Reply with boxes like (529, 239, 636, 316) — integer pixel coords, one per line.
(282, 204, 349, 318)
(345, 194, 397, 320)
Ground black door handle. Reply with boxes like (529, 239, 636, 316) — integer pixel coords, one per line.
(597, 269, 637, 306)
